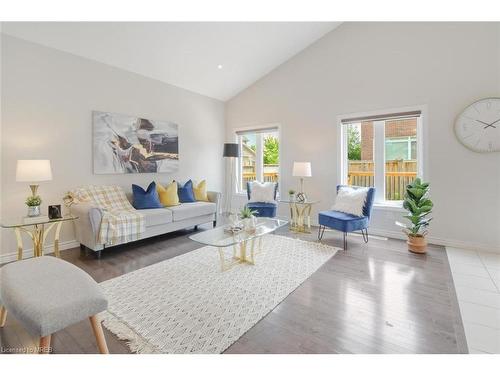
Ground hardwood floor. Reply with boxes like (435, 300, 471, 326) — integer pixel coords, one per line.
(0, 223, 468, 354)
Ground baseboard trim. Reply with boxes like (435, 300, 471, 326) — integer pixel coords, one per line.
(347, 227, 500, 254)
(278, 215, 500, 254)
(0, 240, 80, 264)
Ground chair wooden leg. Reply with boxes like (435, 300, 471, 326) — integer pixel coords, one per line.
(0, 306, 7, 327)
(89, 315, 109, 354)
(39, 335, 52, 354)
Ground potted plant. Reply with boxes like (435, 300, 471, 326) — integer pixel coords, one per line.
(396, 178, 433, 254)
(26, 195, 42, 217)
(288, 189, 296, 201)
(240, 206, 258, 232)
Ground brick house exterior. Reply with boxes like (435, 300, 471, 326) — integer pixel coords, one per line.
(360, 118, 417, 160)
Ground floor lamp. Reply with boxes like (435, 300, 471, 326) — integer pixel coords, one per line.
(223, 143, 240, 216)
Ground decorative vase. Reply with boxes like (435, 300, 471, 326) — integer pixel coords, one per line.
(243, 216, 257, 232)
(407, 235, 427, 254)
(27, 205, 41, 217)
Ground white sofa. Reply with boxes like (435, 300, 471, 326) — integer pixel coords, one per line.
(72, 191, 221, 256)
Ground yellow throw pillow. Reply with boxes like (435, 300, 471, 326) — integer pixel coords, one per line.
(193, 180, 209, 201)
(157, 181, 179, 207)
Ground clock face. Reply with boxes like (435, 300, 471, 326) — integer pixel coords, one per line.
(454, 98, 500, 153)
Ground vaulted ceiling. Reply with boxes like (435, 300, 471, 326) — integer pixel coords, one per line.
(2, 22, 340, 101)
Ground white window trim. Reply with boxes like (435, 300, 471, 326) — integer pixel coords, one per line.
(233, 123, 282, 197)
(336, 105, 428, 209)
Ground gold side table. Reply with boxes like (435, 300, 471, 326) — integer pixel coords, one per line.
(279, 200, 319, 234)
(1, 216, 78, 260)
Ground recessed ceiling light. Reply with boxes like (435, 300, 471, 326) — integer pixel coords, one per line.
(217, 64, 223, 70)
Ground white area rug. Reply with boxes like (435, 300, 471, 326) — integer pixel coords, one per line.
(98, 235, 338, 354)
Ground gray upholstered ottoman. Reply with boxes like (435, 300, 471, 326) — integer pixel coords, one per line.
(0, 256, 109, 354)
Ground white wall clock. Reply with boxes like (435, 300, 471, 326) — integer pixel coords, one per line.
(454, 97, 500, 153)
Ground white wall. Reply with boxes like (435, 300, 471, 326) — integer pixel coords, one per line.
(0, 24, 3, 256)
(1, 35, 225, 258)
(226, 22, 500, 251)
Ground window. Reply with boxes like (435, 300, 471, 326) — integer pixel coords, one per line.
(340, 111, 422, 203)
(236, 127, 279, 193)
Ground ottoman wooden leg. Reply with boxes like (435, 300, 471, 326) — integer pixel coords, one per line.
(89, 315, 109, 354)
(39, 335, 52, 354)
(0, 306, 7, 327)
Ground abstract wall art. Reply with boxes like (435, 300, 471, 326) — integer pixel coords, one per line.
(93, 111, 179, 174)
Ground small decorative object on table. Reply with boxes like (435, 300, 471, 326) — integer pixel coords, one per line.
(224, 225, 243, 234)
(25, 195, 42, 217)
(48, 205, 62, 219)
(288, 189, 296, 202)
(63, 192, 75, 208)
(396, 178, 433, 254)
(240, 206, 257, 233)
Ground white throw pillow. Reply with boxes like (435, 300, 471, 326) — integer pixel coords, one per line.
(248, 181, 276, 203)
(331, 187, 368, 217)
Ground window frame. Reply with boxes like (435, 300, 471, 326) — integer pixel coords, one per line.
(337, 105, 427, 208)
(233, 123, 282, 196)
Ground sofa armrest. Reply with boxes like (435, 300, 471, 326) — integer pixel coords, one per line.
(70, 202, 103, 250)
(207, 191, 222, 219)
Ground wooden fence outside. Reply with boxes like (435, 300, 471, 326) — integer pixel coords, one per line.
(348, 160, 417, 200)
(242, 172, 279, 185)
(240, 160, 416, 200)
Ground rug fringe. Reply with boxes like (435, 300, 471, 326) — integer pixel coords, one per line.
(98, 311, 159, 354)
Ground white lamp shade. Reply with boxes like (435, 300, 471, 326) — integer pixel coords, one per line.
(292, 162, 312, 177)
(16, 160, 53, 182)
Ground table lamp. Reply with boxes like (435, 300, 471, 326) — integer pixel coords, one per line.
(292, 162, 311, 202)
(16, 159, 53, 197)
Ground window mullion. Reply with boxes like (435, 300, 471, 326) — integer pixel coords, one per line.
(373, 121, 385, 202)
(256, 134, 264, 181)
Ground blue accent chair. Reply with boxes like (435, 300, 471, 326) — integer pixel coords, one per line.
(318, 185, 376, 250)
(245, 182, 278, 218)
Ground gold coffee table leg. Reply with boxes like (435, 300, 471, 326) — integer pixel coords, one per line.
(217, 238, 259, 272)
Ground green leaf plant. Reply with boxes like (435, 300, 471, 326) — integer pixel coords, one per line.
(240, 206, 258, 219)
(395, 178, 433, 238)
(25, 195, 42, 207)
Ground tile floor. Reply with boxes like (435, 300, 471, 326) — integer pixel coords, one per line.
(446, 247, 500, 354)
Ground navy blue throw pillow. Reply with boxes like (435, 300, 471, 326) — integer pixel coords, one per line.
(132, 182, 163, 209)
(178, 180, 196, 203)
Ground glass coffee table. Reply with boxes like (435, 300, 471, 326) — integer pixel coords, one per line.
(189, 217, 287, 271)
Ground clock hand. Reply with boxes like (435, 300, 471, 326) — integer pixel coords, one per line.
(483, 118, 500, 129)
(489, 118, 500, 126)
(475, 119, 491, 126)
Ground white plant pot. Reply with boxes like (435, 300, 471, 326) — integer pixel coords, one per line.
(243, 217, 256, 232)
(27, 205, 41, 217)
